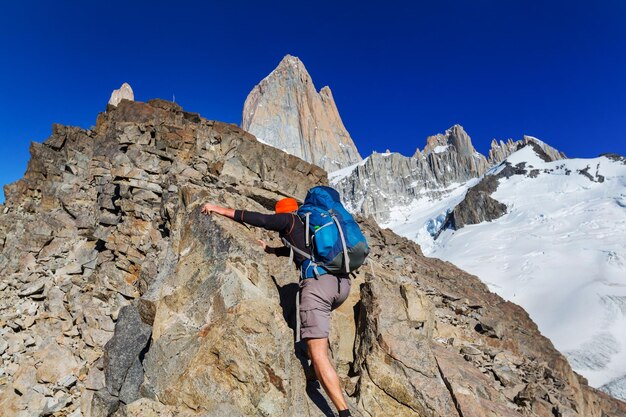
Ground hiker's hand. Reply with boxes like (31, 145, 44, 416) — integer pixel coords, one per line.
(198, 323, 210, 338)
(201, 204, 235, 219)
(201, 204, 219, 215)
(258, 240, 277, 254)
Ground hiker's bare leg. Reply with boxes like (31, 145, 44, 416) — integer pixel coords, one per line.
(306, 337, 348, 411)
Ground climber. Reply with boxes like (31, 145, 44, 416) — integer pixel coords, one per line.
(201, 198, 352, 417)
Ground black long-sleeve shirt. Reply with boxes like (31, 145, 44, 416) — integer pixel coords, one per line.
(234, 210, 310, 268)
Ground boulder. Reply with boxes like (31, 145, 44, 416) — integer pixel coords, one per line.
(103, 304, 151, 401)
(34, 339, 80, 384)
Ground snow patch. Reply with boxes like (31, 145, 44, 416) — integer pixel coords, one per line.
(329, 158, 369, 184)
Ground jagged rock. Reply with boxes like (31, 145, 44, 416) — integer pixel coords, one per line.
(492, 364, 520, 387)
(488, 135, 565, 165)
(242, 54, 362, 172)
(91, 388, 120, 417)
(85, 368, 106, 391)
(82, 327, 114, 348)
(45, 286, 72, 321)
(352, 274, 459, 416)
(436, 141, 570, 235)
(111, 398, 237, 417)
(18, 280, 45, 297)
(494, 351, 524, 367)
(108, 83, 134, 107)
(434, 345, 525, 417)
(102, 305, 151, 400)
(601, 153, 626, 164)
(34, 339, 80, 384)
(460, 345, 483, 356)
(12, 364, 37, 395)
(59, 374, 78, 388)
(331, 125, 490, 222)
(42, 391, 71, 414)
(118, 358, 143, 404)
(439, 174, 507, 232)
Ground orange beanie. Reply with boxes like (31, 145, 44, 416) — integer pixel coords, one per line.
(275, 198, 298, 214)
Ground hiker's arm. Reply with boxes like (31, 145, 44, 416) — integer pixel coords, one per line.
(272, 246, 290, 257)
(201, 204, 235, 219)
(257, 240, 290, 257)
(233, 210, 291, 233)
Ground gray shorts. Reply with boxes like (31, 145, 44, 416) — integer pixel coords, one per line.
(299, 274, 351, 339)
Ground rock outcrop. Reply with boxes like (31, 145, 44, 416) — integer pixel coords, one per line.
(0, 99, 624, 417)
(439, 141, 567, 235)
(331, 125, 489, 223)
(437, 140, 562, 235)
(488, 135, 565, 165)
(241, 55, 362, 172)
(436, 174, 507, 235)
(108, 83, 134, 107)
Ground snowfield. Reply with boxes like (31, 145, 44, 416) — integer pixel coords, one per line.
(380, 147, 626, 399)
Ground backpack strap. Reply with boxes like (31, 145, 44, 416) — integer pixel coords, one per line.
(281, 237, 312, 260)
(281, 214, 310, 264)
(304, 212, 311, 248)
(331, 215, 351, 274)
(295, 288, 301, 343)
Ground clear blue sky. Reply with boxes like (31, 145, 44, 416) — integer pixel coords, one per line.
(1, 1, 625, 203)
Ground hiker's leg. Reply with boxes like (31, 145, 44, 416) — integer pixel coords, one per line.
(306, 337, 348, 412)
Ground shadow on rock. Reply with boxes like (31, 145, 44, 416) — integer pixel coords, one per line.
(272, 276, 337, 415)
(306, 381, 336, 417)
(271, 276, 300, 334)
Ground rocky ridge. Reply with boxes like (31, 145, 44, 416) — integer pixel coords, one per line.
(488, 136, 566, 165)
(0, 99, 624, 416)
(241, 55, 362, 173)
(330, 125, 490, 223)
(330, 130, 568, 225)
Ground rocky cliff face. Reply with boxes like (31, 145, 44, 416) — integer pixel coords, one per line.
(437, 158, 532, 234)
(331, 125, 489, 223)
(488, 135, 566, 165)
(0, 100, 624, 417)
(241, 55, 362, 173)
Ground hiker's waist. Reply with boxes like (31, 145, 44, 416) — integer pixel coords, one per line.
(302, 273, 350, 280)
(300, 268, 349, 280)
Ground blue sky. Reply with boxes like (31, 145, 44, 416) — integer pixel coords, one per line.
(1, 1, 625, 203)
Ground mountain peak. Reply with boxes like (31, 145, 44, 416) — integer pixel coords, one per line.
(108, 82, 134, 107)
(276, 53, 304, 69)
(241, 56, 362, 172)
(488, 135, 566, 164)
(423, 124, 478, 158)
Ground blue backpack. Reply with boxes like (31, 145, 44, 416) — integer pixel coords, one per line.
(284, 186, 369, 279)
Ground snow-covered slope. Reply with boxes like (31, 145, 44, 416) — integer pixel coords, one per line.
(381, 146, 626, 400)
